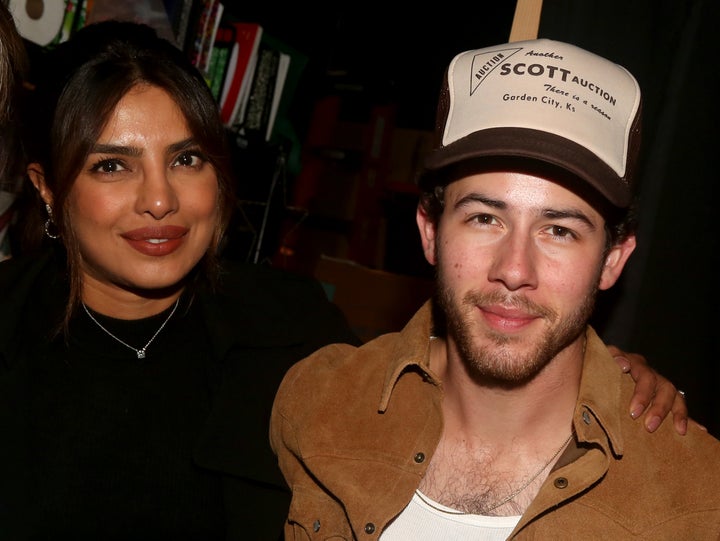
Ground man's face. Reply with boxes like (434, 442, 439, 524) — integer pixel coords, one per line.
(417, 171, 635, 384)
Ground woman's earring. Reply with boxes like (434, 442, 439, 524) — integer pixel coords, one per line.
(44, 203, 60, 239)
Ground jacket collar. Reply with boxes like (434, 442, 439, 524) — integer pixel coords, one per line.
(378, 301, 438, 412)
(376, 301, 623, 456)
(574, 326, 626, 456)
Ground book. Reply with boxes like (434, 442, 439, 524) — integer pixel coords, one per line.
(188, 0, 216, 68)
(219, 21, 263, 127)
(196, 0, 223, 73)
(162, 0, 196, 49)
(73, 0, 91, 34)
(55, 0, 79, 44)
(256, 33, 308, 172)
(206, 24, 236, 101)
(242, 45, 280, 141)
(265, 51, 290, 141)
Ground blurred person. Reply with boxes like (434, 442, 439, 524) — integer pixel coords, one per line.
(0, 0, 28, 260)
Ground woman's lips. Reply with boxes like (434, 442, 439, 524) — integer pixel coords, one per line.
(121, 226, 188, 256)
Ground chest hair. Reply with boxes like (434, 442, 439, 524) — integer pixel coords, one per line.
(418, 437, 559, 516)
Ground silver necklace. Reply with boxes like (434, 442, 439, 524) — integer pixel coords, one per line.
(82, 298, 180, 359)
(416, 431, 574, 515)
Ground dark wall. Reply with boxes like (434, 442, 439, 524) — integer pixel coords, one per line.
(539, 0, 718, 436)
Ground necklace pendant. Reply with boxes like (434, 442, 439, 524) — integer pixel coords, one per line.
(82, 298, 179, 360)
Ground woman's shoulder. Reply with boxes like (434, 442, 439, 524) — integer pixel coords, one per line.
(211, 261, 343, 322)
(0, 249, 66, 354)
(0, 249, 59, 295)
(216, 260, 329, 299)
(200, 260, 361, 348)
(0, 250, 41, 279)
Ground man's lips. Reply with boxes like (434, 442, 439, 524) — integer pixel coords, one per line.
(121, 226, 188, 256)
(480, 304, 539, 331)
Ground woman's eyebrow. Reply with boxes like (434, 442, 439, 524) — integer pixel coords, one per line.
(90, 137, 197, 157)
(90, 143, 142, 156)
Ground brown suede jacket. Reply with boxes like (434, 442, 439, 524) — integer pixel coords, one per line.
(271, 301, 720, 540)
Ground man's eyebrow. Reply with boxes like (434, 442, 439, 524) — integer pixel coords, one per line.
(543, 208, 597, 230)
(454, 193, 506, 210)
(454, 194, 598, 229)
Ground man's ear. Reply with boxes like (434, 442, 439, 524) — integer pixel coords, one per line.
(27, 163, 53, 207)
(599, 234, 636, 290)
(416, 204, 438, 266)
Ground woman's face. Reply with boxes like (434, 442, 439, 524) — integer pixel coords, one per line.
(67, 84, 220, 299)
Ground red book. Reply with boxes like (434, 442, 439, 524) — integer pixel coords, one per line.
(219, 22, 263, 126)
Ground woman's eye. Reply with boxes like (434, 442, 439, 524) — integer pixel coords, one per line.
(173, 151, 204, 168)
(90, 159, 126, 174)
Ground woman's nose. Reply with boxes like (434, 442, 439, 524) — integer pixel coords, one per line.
(135, 166, 179, 219)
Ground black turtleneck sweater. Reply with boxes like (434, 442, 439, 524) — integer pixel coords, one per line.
(27, 297, 225, 540)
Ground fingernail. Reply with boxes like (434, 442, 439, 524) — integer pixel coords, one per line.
(679, 419, 688, 435)
(646, 416, 661, 432)
(615, 356, 630, 372)
(630, 405, 644, 419)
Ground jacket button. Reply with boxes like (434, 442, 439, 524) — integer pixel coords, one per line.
(313, 519, 320, 532)
(582, 410, 591, 424)
(414, 452, 425, 463)
(364, 523, 376, 534)
(554, 477, 569, 489)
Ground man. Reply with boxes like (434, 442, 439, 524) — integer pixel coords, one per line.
(270, 38, 720, 539)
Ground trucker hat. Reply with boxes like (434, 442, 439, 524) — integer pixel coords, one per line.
(419, 39, 642, 208)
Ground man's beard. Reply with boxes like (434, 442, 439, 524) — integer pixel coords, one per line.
(435, 265, 600, 386)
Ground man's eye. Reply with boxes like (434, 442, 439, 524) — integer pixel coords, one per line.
(550, 225, 574, 238)
(473, 214, 496, 225)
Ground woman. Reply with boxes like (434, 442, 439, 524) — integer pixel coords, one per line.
(1, 20, 359, 540)
(0, 19, 687, 540)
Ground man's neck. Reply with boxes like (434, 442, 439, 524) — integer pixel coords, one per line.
(429, 332, 584, 438)
(419, 333, 585, 515)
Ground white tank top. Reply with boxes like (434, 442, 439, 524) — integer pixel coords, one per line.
(380, 490, 521, 541)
